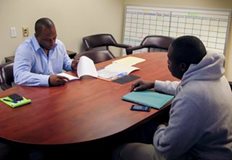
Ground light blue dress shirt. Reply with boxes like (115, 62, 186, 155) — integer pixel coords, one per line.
(14, 36, 73, 86)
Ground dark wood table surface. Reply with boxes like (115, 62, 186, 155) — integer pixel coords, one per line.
(0, 52, 176, 145)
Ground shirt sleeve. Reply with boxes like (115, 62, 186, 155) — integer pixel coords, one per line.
(63, 52, 73, 71)
(59, 41, 73, 71)
(155, 80, 180, 95)
(14, 45, 50, 86)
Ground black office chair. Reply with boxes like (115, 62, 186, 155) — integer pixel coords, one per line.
(126, 35, 175, 54)
(0, 62, 14, 90)
(74, 50, 114, 64)
(82, 33, 131, 57)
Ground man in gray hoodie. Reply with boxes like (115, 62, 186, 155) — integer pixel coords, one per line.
(114, 36, 232, 160)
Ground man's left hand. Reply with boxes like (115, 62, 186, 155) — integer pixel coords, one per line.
(71, 59, 79, 70)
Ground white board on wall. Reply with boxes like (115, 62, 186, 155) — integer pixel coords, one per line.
(123, 5, 231, 54)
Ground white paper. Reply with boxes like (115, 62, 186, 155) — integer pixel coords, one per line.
(58, 56, 141, 82)
(77, 56, 98, 78)
(97, 69, 119, 80)
(57, 72, 79, 81)
(113, 56, 145, 66)
(57, 56, 98, 81)
(105, 63, 139, 74)
(97, 63, 139, 81)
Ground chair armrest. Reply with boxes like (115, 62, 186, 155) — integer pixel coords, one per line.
(126, 45, 145, 55)
(114, 43, 131, 49)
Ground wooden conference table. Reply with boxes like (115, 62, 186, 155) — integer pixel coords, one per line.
(0, 52, 176, 145)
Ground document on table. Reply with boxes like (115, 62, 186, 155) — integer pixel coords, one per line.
(57, 56, 142, 82)
(76, 56, 140, 81)
(57, 56, 98, 80)
(57, 72, 79, 81)
(97, 63, 139, 81)
(112, 56, 145, 66)
(96, 56, 143, 81)
(77, 56, 98, 78)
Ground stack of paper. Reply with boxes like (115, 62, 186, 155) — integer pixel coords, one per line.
(77, 56, 98, 78)
(57, 56, 97, 80)
(97, 56, 145, 81)
(57, 56, 145, 81)
(113, 56, 145, 66)
(97, 63, 139, 81)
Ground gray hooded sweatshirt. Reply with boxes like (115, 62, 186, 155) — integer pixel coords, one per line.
(153, 52, 232, 160)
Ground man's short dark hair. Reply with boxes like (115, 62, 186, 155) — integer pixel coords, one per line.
(35, 17, 54, 34)
(171, 35, 207, 65)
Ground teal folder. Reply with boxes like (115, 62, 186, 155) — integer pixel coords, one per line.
(122, 90, 174, 109)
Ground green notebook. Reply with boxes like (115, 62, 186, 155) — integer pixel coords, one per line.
(122, 90, 174, 109)
(0, 96, 31, 108)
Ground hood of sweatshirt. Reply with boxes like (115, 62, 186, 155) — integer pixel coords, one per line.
(180, 52, 225, 86)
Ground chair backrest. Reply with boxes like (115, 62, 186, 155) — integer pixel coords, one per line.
(126, 35, 174, 54)
(75, 50, 114, 64)
(82, 34, 131, 57)
(83, 34, 117, 50)
(141, 35, 174, 51)
(0, 62, 14, 90)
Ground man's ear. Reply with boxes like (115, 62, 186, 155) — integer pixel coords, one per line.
(178, 63, 188, 73)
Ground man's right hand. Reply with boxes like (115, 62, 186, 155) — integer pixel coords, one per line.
(49, 75, 69, 86)
(131, 80, 154, 92)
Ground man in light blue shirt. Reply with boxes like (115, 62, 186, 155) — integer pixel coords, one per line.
(14, 17, 78, 87)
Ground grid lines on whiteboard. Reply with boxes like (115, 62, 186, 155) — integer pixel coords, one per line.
(123, 6, 231, 54)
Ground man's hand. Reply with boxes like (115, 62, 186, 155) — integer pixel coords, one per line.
(49, 75, 69, 86)
(131, 80, 154, 92)
(71, 59, 79, 71)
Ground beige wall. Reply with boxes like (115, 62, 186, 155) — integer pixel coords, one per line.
(0, 0, 124, 63)
(124, 0, 232, 81)
(1, 0, 232, 80)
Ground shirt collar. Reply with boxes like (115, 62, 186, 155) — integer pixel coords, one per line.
(31, 35, 57, 52)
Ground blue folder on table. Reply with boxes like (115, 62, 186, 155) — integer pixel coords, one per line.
(122, 90, 174, 109)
